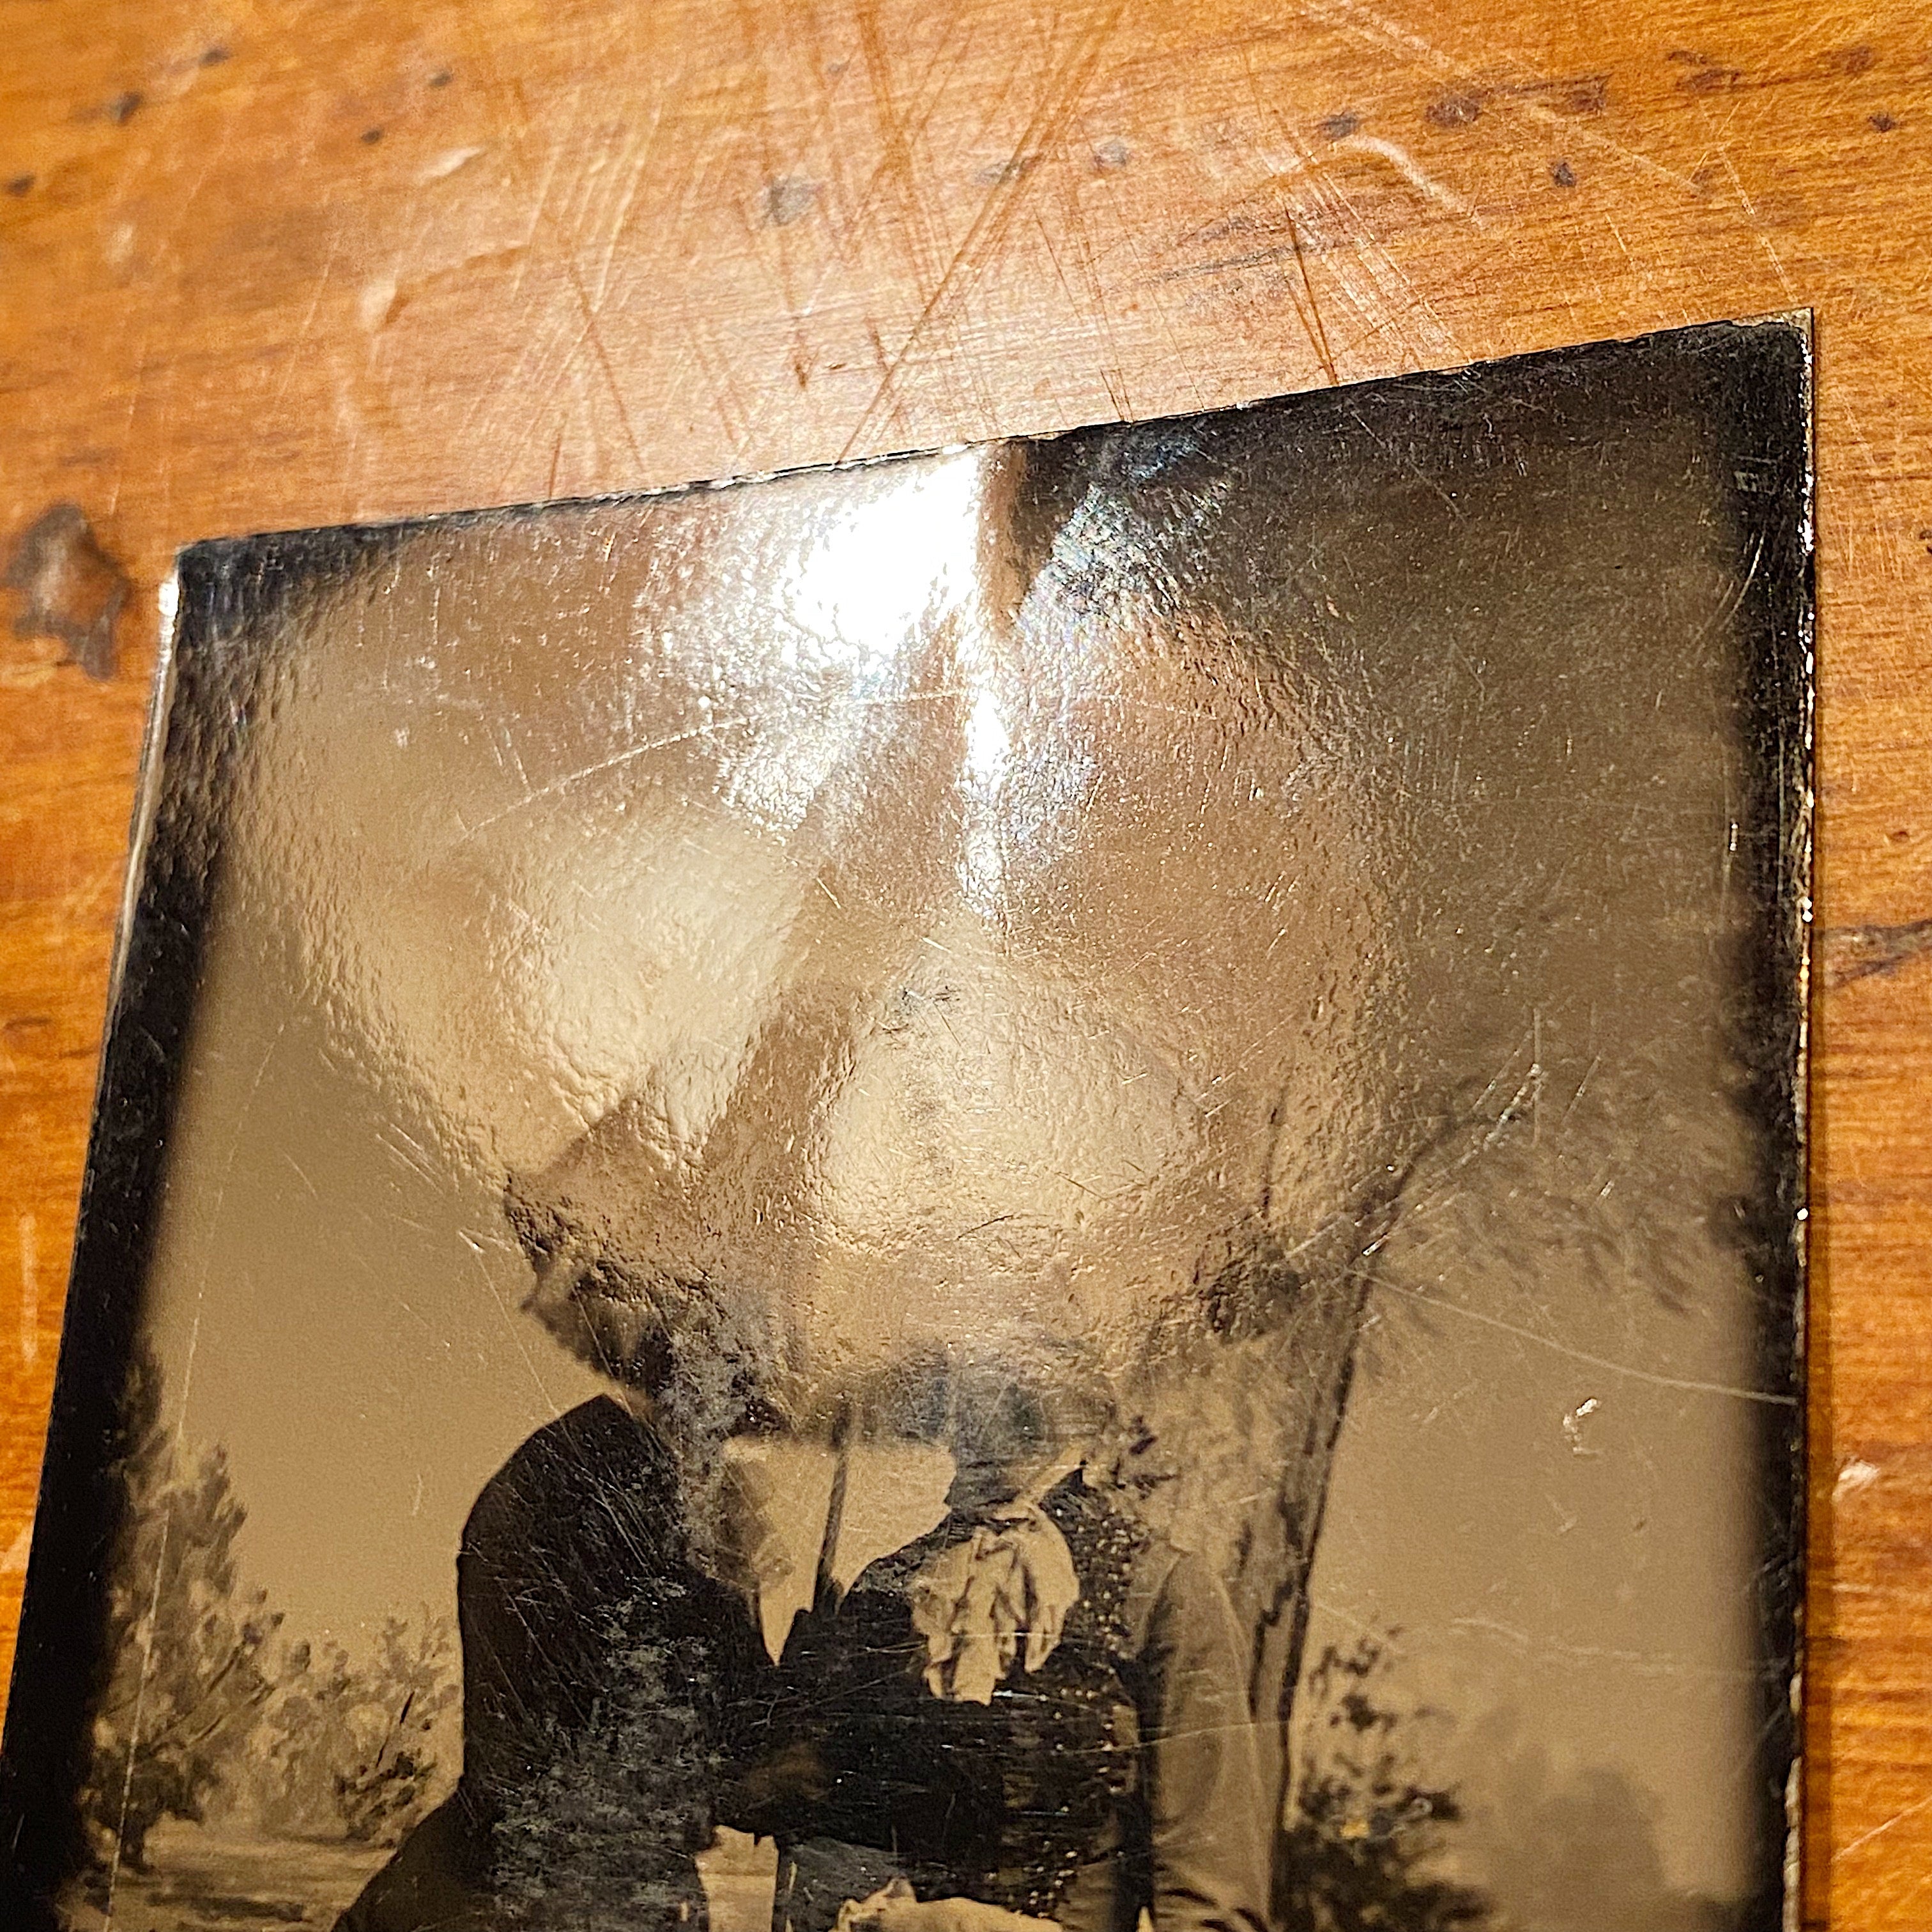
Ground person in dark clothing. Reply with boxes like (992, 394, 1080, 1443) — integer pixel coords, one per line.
(335, 1396, 1272, 1932)
(335, 1395, 770, 1932)
(750, 1468, 1271, 1932)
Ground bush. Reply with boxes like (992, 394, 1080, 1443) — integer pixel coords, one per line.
(1279, 1634, 1489, 1932)
(79, 1347, 457, 1866)
(79, 1351, 288, 1873)
(254, 1616, 459, 1846)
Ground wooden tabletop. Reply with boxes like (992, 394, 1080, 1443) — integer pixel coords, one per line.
(1, 1, 1926, 1921)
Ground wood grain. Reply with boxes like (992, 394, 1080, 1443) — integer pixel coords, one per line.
(0, 0, 1926, 1920)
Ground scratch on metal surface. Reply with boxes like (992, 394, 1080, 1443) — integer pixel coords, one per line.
(105, 1303, 206, 1924)
(454, 718, 755, 840)
(1374, 1276, 1798, 1406)
(1447, 1616, 1774, 1680)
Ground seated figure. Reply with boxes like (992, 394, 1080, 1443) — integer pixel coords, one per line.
(338, 1365, 1269, 1932)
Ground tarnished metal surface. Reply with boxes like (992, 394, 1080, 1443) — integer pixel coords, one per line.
(1, 319, 1809, 1932)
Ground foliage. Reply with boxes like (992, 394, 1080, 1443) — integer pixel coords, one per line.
(79, 1347, 459, 1871)
(1279, 1634, 1491, 1932)
(254, 1614, 459, 1846)
(80, 1350, 288, 1873)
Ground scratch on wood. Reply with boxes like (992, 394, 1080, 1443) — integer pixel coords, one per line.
(1818, 919, 1932, 988)
(1839, 1788, 1932, 1861)
(1291, 0, 1700, 192)
(1285, 210, 1338, 380)
(1163, 114, 1466, 365)
(838, 0, 1124, 459)
(1330, 133, 1483, 224)
(17, 1212, 36, 1370)
(1234, 52, 1339, 385)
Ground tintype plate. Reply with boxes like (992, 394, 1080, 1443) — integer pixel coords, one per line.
(1, 318, 1811, 1932)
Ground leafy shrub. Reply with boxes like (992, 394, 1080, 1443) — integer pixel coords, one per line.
(1279, 1634, 1489, 1932)
(254, 1616, 458, 1845)
(79, 1352, 288, 1873)
(79, 1348, 458, 1867)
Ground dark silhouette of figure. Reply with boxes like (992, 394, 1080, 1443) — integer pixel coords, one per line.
(336, 1396, 1271, 1932)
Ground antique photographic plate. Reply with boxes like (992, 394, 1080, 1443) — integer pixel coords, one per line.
(1, 319, 1812, 1932)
